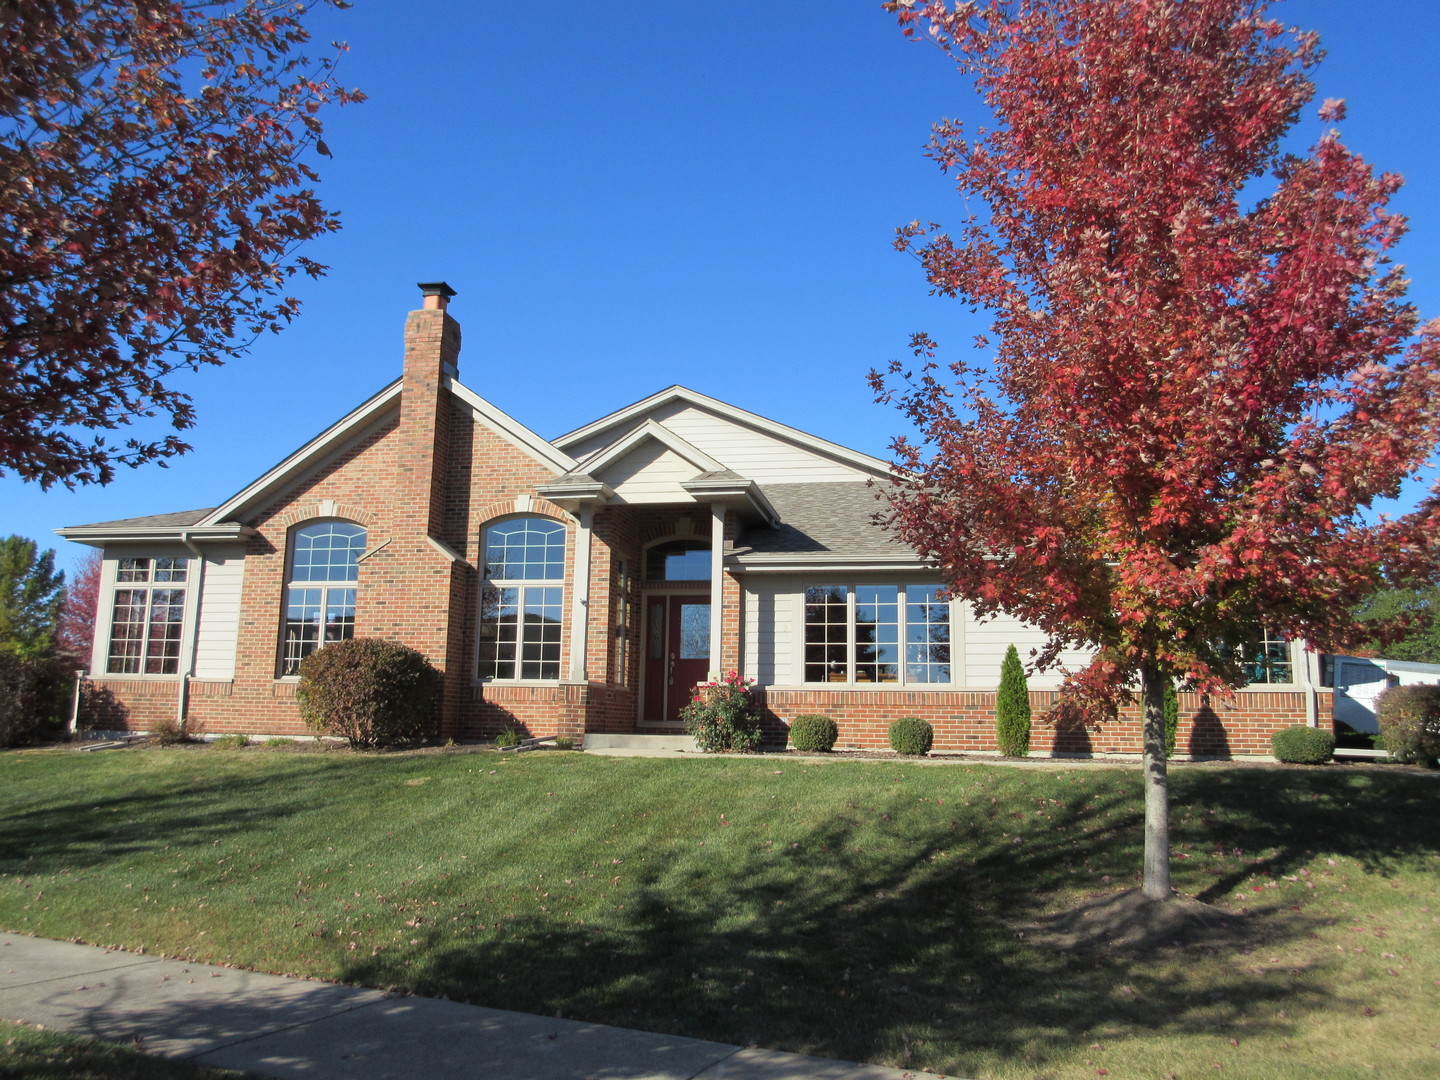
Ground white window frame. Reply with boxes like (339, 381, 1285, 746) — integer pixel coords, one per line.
(280, 521, 366, 677)
(802, 583, 954, 687)
(104, 557, 190, 676)
(478, 516, 567, 682)
(1236, 627, 1298, 687)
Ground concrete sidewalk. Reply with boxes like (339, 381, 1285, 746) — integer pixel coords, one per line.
(0, 932, 949, 1079)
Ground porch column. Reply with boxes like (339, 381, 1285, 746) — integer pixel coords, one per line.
(569, 508, 593, 681)
(709, 502, 724, 678)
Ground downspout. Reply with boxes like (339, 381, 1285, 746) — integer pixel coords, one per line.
(177, 532, 207, 732)
(69, 666, 85, 737)
(1300, 641, 1319, 729)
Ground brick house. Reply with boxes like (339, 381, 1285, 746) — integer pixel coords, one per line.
(58, 284, 1330, 754)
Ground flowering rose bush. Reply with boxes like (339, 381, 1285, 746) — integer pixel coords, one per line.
(681, 670, 762, 753)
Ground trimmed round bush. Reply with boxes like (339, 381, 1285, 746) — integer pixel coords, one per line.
(296, 638, 441, 748)
(1374, 683, 1440, 766)
(889, 716, 934, 756)
(1270, 725, 1336, 765)
(789, 714, 838, 753)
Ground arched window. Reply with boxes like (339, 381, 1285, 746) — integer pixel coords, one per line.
(644, 539, 711, 581)
(282, 521, 366, 675)
(479, 517, 566, 680)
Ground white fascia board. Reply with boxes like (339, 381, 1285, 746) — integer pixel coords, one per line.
(576, 418, 727, 477)
(203, 381, 404, 525)
(55, 524, 254, 547)
(448, 378, 577, 474)
(681, 478, 780, 527)
(730, 552, 928, 574)
(554, 385, 895, 479)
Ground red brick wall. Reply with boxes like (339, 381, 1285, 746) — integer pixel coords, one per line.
(759, 688, 1332, 757)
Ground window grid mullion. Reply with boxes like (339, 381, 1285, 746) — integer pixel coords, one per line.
(843, 585, 853, 684)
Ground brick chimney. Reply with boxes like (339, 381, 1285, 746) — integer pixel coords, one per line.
(398, 281, 461, 538)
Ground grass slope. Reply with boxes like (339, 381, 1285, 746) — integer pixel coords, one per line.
(0, 746, 1436, 1079)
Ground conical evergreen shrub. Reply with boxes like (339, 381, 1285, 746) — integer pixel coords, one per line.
(996, 643, 1031, 757)
(1163, 679, 1180, 758)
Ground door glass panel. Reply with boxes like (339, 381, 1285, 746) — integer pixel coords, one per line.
(679, 603, 710, 659)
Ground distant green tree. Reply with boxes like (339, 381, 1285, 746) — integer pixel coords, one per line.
(1353, 586, 1440, 664)
(996, 644, 1031, 757)
(0, 536, 71, 745)
(0, 536, 65, 658)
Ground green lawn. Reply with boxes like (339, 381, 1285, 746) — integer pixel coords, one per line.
(0, 1019, 246, 1079)
(0, 745, 1437, 1079)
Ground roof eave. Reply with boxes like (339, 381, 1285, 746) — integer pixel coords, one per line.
(680, 477, 779, 527)
(56, 524, 256, 547)
(729, 552, 929, 574)
(533, 478, 616, 510)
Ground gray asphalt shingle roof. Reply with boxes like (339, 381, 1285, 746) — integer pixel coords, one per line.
(65, 508, 217, 529)
(739, 482, 908, 557)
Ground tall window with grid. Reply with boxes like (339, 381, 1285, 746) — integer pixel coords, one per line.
(478, 517, 566, 680)
(106, 557, 189, 674)
(282, 522, 366, 676)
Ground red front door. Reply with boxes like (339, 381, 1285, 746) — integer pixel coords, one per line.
(642, 595, 711, 724)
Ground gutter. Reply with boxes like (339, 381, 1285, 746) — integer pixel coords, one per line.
(1301, 643, 1319, 729)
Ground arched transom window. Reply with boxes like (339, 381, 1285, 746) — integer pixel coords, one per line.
(282, 521, 366, 675)
(644, 539, 710, 581)
(479, 517, 566, 680)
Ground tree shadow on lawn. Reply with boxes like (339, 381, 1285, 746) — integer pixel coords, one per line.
(0, 758, 338, 872)
(330, 766, 1438, 1073)
(1174, 767, 1440, 902)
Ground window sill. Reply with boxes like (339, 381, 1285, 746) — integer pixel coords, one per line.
(787, 682, 959, 691)
(90, 676, 182, 685)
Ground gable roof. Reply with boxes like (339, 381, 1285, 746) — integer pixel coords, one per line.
(573, 418, 725, 478)
(199, 381, 404, 526)
(553, 386, 894, 480)
(449, 379, 577, 474)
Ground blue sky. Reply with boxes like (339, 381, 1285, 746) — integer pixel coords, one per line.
(6, 0, 1439, 578)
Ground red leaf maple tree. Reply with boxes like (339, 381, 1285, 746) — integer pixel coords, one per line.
(56, 548, 101, 663)
(873, 0, 1440, 899)
(0, 0, 363, 488)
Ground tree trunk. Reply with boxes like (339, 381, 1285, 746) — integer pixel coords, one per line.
(1140, 658, 1172, 900)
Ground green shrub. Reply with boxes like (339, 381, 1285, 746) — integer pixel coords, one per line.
(789, 714, 838, 752)
(682, 670, 762, 752)
(889, 716, 934, 756)
(0, 650, 71, 747)
(149, 716, 192, 746)
(1163, 680, 1179, 758)
(995, 644, 1031, 757)
(211, 734, 249, 749)
(1374, 684, 1440, 765)
(1270, 725, 1336, 765)
(264, 737, 296, 748)
(553, 735, 576, 750)
(495, 726, 521, 749)
(296, 638, 441, 749)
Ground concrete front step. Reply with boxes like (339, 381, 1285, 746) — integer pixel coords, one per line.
(583, 733, 699, 755)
